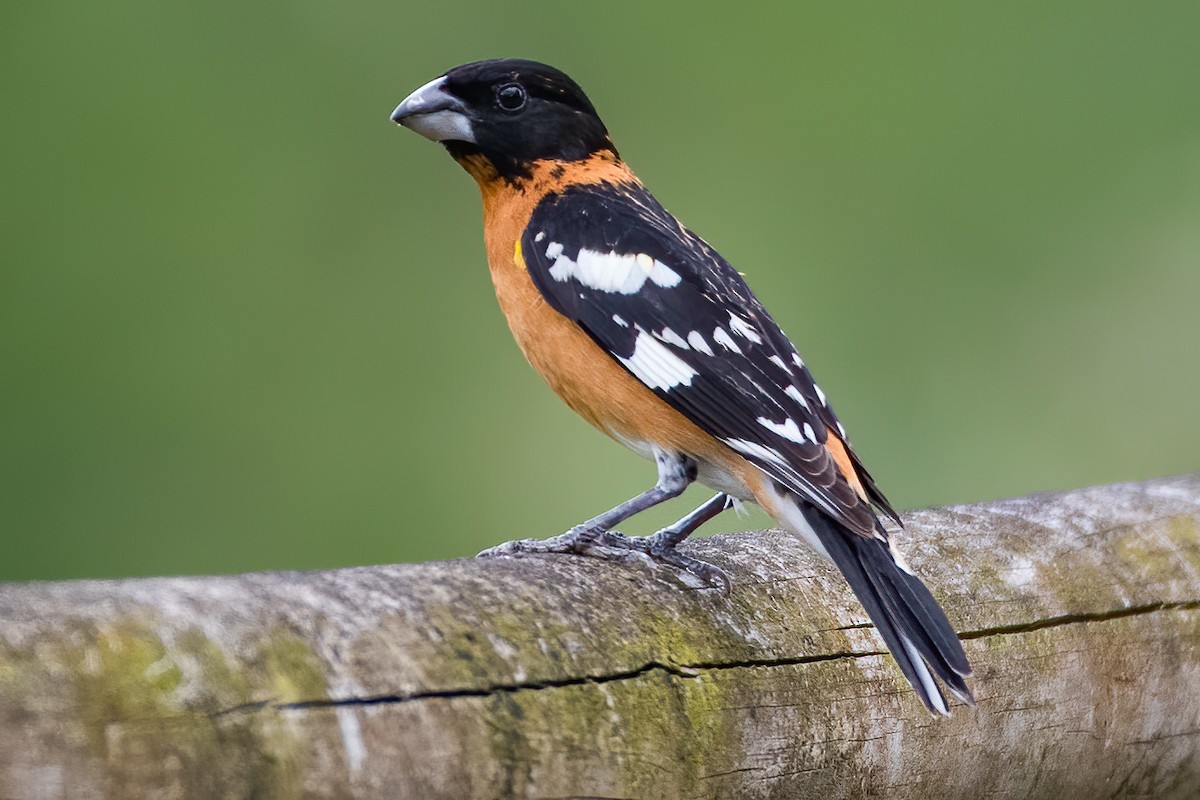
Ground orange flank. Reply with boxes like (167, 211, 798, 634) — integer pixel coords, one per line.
(824, 427, 869, 503)
(466, 153, 751, 484)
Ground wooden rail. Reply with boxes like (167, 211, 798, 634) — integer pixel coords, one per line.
(2, 475, 1199, 799)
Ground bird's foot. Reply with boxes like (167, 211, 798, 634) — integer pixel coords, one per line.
(478, 526, 730, 592)
(477, 524, 630, 558)
(640, 530, 731, 594)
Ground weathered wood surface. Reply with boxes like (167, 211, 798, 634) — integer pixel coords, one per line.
(1, 476, 1199, 800)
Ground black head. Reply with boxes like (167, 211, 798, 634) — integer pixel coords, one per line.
(391, 59, 616, 180)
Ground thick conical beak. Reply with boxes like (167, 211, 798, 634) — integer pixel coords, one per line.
(391, 76, 476, 143)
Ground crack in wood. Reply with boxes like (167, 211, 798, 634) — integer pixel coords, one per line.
(958, 599, 1200, 639)
(212, 598, 1199, 719)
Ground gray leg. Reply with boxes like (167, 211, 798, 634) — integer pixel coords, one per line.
(650, 492, 734, 550)
(478, 449, 695, 558)
(479, 458, 736, 590)
(637, 493, 735, 590)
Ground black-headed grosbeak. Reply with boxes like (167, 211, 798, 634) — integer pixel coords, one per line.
(391, 59, 973, 714)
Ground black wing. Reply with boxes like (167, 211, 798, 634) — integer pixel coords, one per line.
(523, 180, 897, 537)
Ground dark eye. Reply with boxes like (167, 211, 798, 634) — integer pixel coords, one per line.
(496, 83, 527, 111)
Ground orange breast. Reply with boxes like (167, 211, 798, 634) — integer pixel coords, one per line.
(467, 154, 745, 480)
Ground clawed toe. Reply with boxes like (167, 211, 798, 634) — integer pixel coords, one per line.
(477, 525, 636, 559)
(478, 529, 729, 593)
(477, 539, 531, 558)
(648, 545, 731, 593)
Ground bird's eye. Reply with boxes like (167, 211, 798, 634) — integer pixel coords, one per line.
(496, 83, 527, 111)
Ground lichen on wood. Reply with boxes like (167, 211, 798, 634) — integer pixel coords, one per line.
(2, 476, 1199, 799)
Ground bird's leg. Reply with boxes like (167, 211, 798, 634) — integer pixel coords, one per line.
(480, 457, 734, 590)
(648, 492, 734, 549)
(633, 492, 734, 590)
(478, 450, 694, 558)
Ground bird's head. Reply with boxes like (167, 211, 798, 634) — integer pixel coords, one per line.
(391, 59, 618, 182)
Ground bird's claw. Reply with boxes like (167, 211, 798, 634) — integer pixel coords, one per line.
(477, 524, 613, 558)
(477, 527, 730, 593)
(646, 538, 731, 594)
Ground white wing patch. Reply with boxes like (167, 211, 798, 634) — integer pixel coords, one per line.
(728, 313, 763, 344)
(687, 330, 714, 355)
(756, 416, 809, 443)
(784, 384, 809, 409)
(654, 327, 690, 349)
(618, 329, 698, 390)
(723, 437, 789, 466)
(712, 326, 742, 354)
(546, 245, 682, 295)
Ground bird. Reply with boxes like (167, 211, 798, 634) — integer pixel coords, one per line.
(390, 58, 973, 714)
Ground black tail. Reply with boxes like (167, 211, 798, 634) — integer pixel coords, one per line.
(803, 502, 974, 715)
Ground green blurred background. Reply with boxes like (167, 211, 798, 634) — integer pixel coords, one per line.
(2, 2, 1198, 582)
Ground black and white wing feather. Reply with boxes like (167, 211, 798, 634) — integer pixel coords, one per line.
(522, 181, 896, 537)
